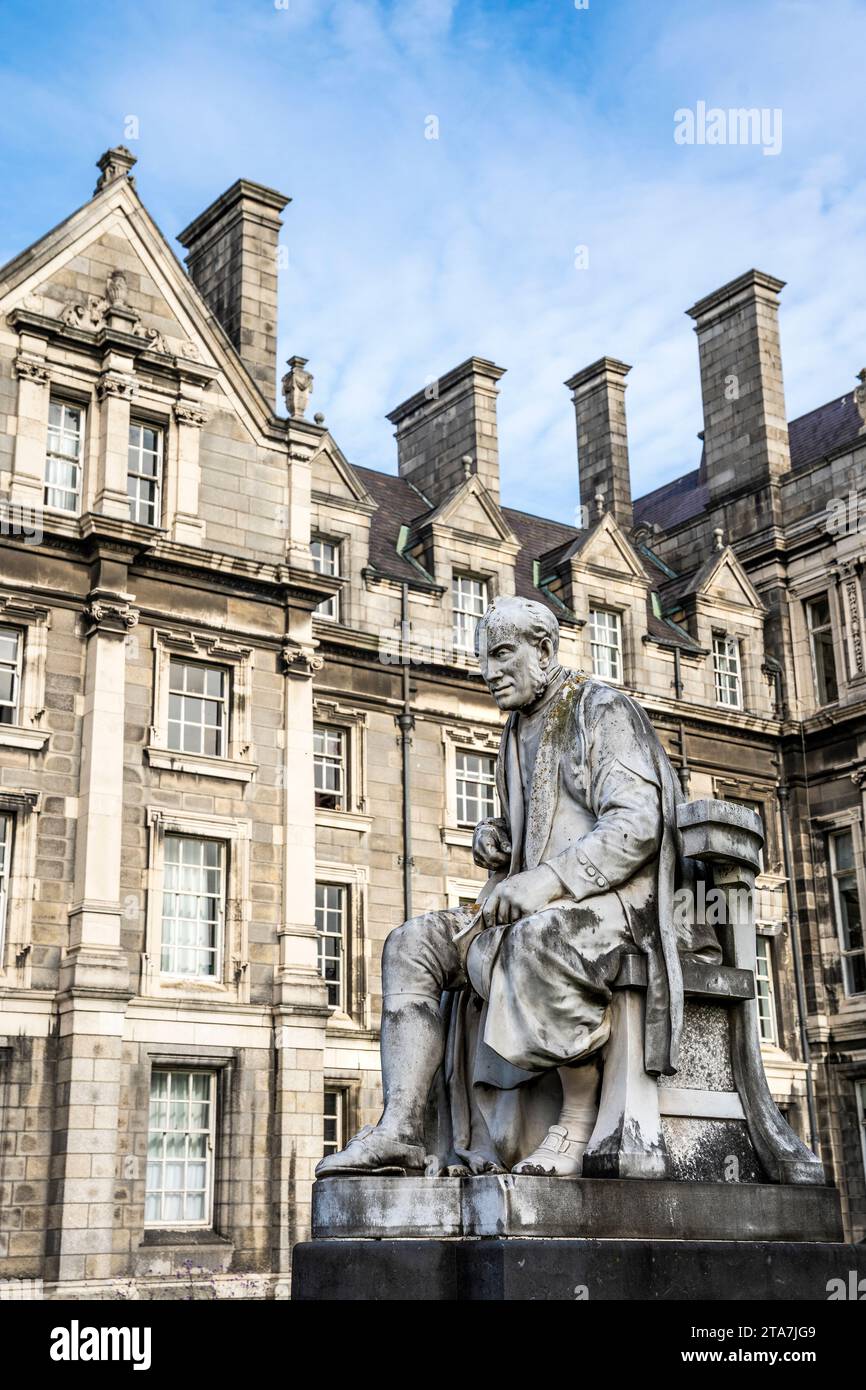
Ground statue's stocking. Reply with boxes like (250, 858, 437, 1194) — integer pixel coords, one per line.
(379, 992, 445, 1146)
(557, 1055, 601, 1144)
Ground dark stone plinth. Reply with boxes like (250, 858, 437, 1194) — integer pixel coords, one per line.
(292, 1237, 866, 1302)
(312, 1174, 843, 1243)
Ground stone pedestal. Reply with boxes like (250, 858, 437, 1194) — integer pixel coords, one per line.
(291, 1175, 862, 1302)
(293, 1236, 866, 1302)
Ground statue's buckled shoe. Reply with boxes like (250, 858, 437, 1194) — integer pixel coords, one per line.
(315, 1124, 427, 1179)
(511, 1125, 587, 1177)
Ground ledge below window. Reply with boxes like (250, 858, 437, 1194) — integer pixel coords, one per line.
(135, 1230, 234, 1278)
(315, 808, 373, 834)
(145, 746, 257, 782)
(442, 827, 475, 848)
(0, 725, 50, 752)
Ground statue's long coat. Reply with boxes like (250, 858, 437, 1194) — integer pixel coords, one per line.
(427, 673, 720, 1172)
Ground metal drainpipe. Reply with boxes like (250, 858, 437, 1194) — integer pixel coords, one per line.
(397, 582, 415, 922)
(777, 781, 820, 1155)
(673, 646, 690, 796)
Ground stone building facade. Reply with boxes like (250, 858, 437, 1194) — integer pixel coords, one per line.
(0, 150, 863, 1298)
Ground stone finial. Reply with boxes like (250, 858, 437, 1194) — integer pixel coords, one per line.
(594, 489, 606, 520)
(854, 368, 866, 433)
(94, 146, 137, 194)
(713, 526, 725, 551)
(462, 454, 474, 480)
(282, 356, 313, 418)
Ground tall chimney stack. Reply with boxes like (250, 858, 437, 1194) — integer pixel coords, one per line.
(686, 270, 791, 503)
(565, 357, 633, 528)
(387, 357, 505, 507)
(178, 179, 289, 406)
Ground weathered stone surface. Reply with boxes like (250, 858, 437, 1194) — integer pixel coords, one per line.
(312, 1174, 843, 1243)
(293, 1236, 866, 1302)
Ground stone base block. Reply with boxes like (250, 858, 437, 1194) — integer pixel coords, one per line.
(312, 1174, 843, 1243)
(292, 1237, 866, 1302)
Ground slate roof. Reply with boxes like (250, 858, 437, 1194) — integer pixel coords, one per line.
(633, 389, 866, 529)
(352, 465, 700, 648)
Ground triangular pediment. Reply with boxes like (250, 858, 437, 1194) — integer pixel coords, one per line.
(572, 514, 647, 581)
(310, 436, 375, 509)
(423, 475, 517, 546)
(697, 548, 765, 611)
(0, 172, 283, 436)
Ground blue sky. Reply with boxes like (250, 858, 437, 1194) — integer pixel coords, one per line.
(2, 0, 865, 522)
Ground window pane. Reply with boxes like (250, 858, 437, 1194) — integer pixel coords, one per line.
(161, 836, 222, 977)
(316, 884, 347, 1009)
(145, 1070, 214, 1227)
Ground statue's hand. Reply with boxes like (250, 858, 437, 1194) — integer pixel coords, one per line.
(472, 817, 512, 871)
(481, 864, 562, 926)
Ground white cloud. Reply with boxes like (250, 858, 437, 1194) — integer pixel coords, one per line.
(3, 0, 865, 519)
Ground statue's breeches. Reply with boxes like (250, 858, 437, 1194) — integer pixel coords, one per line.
(383, 895, 633, 1074)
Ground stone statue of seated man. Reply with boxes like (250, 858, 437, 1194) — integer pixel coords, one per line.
(316, 595, 721, 1180)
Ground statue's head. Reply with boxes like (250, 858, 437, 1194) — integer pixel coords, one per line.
(475, 596, 560, 710)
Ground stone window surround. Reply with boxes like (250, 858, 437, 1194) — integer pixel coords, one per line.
(446, 875, 486, 908)
(140, 1045, 237, 1246)
(143, 806, 251, 1003)
(0, 594, 51, 752)
(709, 626, 748, 711)
(0, 789, 40, 984)
(316, 858, 370, 1030)
(441, 722, 502, 849)
(792, 577, 847, 711)
(312, 698, 370, 833)
(855, 1078, 866, 1189)
(812, 808, 866, 1009)
(323, 1071, 363, 1153)
(145, 626, 256, 782)
(8, 321, 212, 545)
(310, 529, 348, 627)
(587, 602, 625, 684)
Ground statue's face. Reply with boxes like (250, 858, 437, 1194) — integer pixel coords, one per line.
(478, 620, 551, 709)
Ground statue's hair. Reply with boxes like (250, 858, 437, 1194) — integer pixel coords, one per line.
(475, 595, 560, 657)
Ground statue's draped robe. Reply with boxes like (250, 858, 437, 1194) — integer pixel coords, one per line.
(425, 673, 721, 1173)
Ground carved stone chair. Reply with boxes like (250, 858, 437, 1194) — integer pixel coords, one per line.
(582, 799, 824, 1186)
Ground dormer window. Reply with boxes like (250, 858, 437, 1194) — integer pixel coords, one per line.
(713, 635, 742, 708)
(45, 399, 84, 513)
(453, 575, 488, 654)
(589, 608, 622, 682)
(312, 537, 341, 622)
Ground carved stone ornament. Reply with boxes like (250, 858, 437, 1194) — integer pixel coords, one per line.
(60, 271, 168, 354)
(84, 597, 140, 638)
(839, 561, 865, 677)
(13, 352, 49, 385)
(96, 371, 137, 402)
(851, 764, 866, 787)
(94, 145, 137, 193)
(282, 356, 314, 419)
(855, 368, 866, 433)
(280, 639, 324, 679)
(174, 398, 209, 429)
